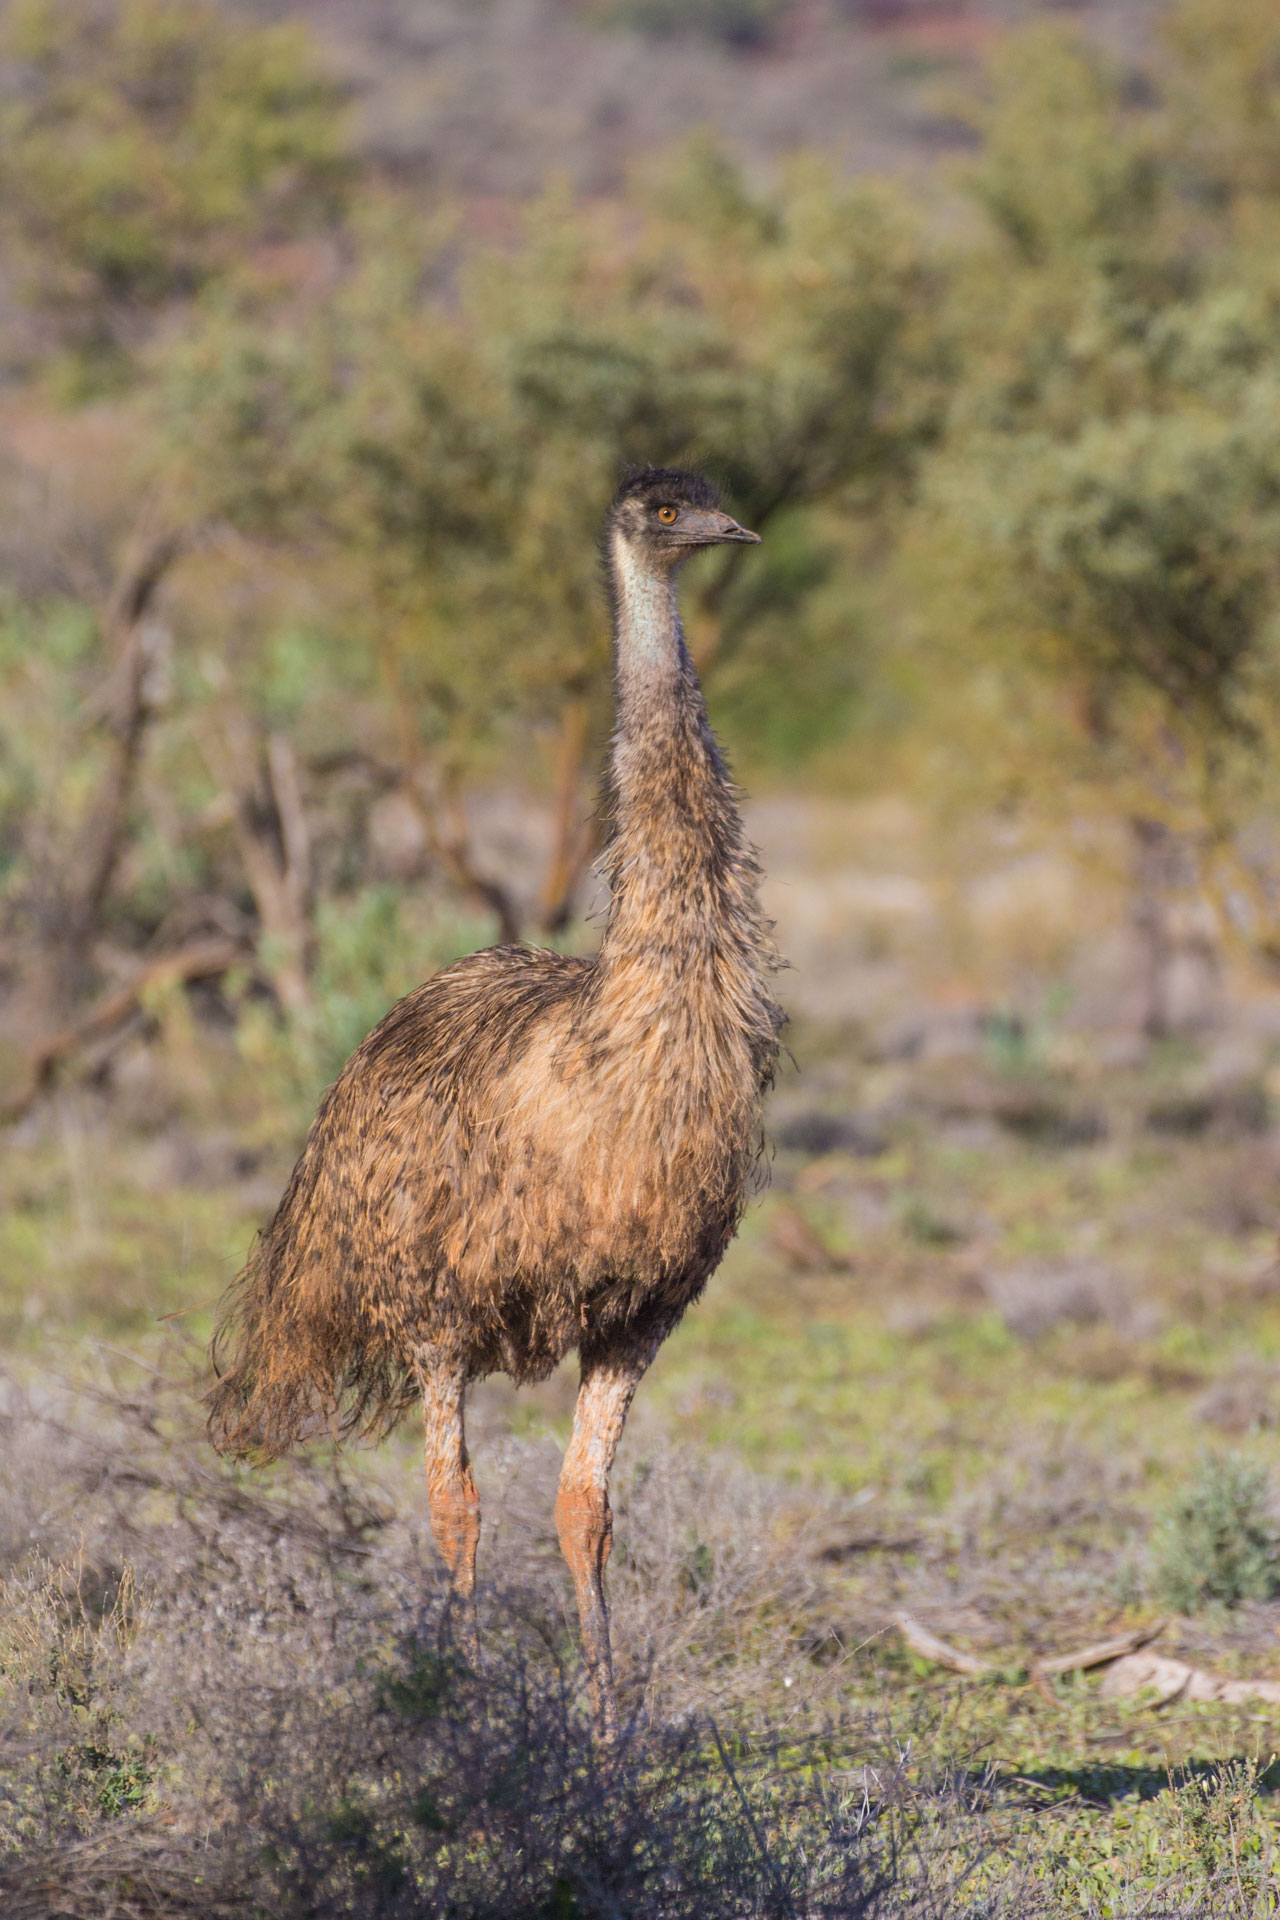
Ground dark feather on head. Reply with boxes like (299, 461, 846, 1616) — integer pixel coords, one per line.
(612, 467, 722, 514)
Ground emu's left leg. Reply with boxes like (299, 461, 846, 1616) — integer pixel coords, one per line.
(415, 1351, 481, 1668)
(555, 1337, 655, 1743)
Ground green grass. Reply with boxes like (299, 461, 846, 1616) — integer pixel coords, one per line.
(0, 1099, 276, 1350)
(638, 1051, 1280, 1904)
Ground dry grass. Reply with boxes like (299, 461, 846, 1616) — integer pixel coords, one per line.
(0, 1352, 963, 1919)
(4, 1354, 1278, 1917)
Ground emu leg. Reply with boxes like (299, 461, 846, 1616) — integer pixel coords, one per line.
(555, 1343, 652, 1743)
(416, 1353, 481, 1667)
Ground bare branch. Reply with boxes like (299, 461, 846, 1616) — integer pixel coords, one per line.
(215, 716, 316, 1016)
(60, 521, 188, 976)
(1031, 1622, 1165, 1680)
(537, 694, 599, 937)
(2, 935, 243, 1123)
(423, 769, 523, 947)
(893, 1613, 988, 1677)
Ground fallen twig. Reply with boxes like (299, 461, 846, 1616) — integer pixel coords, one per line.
(819, 1532, 922, 1563)
(894, 1612, 989, 1677)
(1100, 1650, 1280, 1708)
(895, 1614, 1172, 1686)
(1032, 1622, 1166, 1679)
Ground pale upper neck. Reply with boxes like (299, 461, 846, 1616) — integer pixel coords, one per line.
(602, 522, 736, 960)
(598, 523, 778, 1053)
(609, 529, 687, 718)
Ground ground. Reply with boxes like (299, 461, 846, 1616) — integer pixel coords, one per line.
(5, 798, 1280, 1913)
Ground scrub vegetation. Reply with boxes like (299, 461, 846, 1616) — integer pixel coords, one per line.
(6, 0, 1280, 1910)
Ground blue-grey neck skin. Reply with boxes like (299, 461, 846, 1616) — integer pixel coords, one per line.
(605, 523, 707, 853)
(608, 524, 689, 721)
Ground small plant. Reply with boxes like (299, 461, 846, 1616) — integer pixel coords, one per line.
(1157, 1760, 1274, 1898)
(373, 1644, 458, 1720)
(1148, 1452, 1280, 1611)
(981, 986, 1071, 1076)
(305, 890, 491, 1084)
(58, 1736, 154, 1818)
(898, 1194, 964, 1246)
(679, 1535, 716, 1597)
(236, 892, 493, 1106)
(590, 0, 792, 51)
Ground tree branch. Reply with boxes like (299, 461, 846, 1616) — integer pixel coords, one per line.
(2, 936, 243, 1124)
(60, 521, 188, 977)
(426, 770, 523, 947)
(218, 718, 315, 1016)
(536, 694, 598, 937)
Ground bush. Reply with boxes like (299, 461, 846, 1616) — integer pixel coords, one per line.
(0, 0, 346, 367)
(591, 0, 793, 51)
(1148, 1452, 1280, 1612)
(233, 892, 494, 1111)
(0, 1359, 942, 1920)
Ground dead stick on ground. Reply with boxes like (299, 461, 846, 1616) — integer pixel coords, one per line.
(894, 1612, 990, 1677)
(895, 1613, 1168, 1683)
(1101, 1650, 1280, 1708)
(1032, 1622, 1166, 1680)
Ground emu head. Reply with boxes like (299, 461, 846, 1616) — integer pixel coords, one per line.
(609, 468, 760, 574)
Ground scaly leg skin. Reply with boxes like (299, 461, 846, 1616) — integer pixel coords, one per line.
(555, 1339, 655, 1743)
(416, 1351, 481, 1668)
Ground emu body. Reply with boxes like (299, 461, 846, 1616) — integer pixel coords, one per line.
(208, 470, 783, 1737)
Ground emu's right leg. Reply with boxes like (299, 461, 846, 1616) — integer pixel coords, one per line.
(415, 1352, 480, 1667)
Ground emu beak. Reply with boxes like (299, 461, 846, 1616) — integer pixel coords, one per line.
(666, 506, 762, 548)
(716, 515, 761, 545)
(689, 509, 760, 546)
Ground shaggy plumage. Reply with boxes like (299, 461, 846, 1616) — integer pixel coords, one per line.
(207, 467, 783, 1737)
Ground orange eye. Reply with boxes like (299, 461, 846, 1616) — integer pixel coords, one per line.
(657, 505, 678, 524)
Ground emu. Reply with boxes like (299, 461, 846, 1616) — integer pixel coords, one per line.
(207, 469, 783, 1740)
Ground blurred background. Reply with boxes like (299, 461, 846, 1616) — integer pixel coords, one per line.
(7, 3, 1280, 1907)
(5, 0, 1280, 1361)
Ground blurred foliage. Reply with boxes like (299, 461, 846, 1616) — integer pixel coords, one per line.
(586, 0, 794, 52)
(1148, 1453, 1280, 1612)
(894, 4, 1280, 952)
(1164, 0, 1280, 203)
(3, 0, 1280, 1058)
(236, 892, 496, 1104)
(0, 0, 347, 378)
(934, 18, 1280, 730)
(157, 145, 933, 772)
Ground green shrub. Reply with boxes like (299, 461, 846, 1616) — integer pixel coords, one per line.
(236, 891, 493, 1108)
(1148, 1452, 1280, 1611)
(591, 0, 792, 50)
(306, 888, 490, 1083)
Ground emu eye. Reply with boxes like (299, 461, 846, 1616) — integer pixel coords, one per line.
(657, 505, 678, 524)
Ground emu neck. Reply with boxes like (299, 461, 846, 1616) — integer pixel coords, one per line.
(610, 536, 687, 713)
(600, 533, 764, 989)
